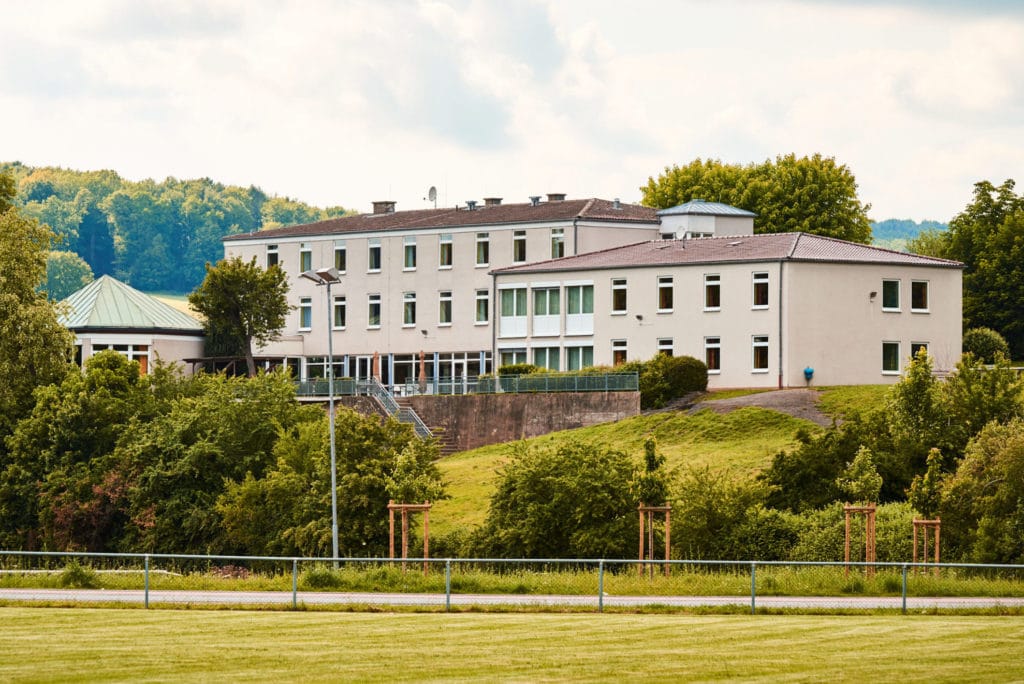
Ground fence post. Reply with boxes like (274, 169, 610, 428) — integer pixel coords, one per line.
(445, 559, 452, 613)
(750, 562, 756, 615)
(901, 564, 908, 615)
(598, 561, 604, 613)
(144, 554, 150, 609)
(292, 558, 298, 610)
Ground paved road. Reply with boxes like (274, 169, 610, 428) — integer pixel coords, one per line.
(2, 588, 1021, 611)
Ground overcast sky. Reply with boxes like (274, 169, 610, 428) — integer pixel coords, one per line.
(2, 0, 1022, 222)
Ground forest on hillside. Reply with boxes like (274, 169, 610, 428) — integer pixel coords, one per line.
(0, 162, 347, 297)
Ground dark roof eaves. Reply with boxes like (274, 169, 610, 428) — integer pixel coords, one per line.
(71, 326, 206, 335)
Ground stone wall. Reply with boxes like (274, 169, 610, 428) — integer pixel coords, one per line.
(406, 392, 640, 452)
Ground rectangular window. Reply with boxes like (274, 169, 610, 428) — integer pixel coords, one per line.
(566, 346, 594, 371)
(658, 276, 674, 312)
(368, 294, 381, 328)
(612, 279, 627, 313)
(752, 335, 769, 372)
(882, 341, 900, 374)
(705, 274, 721, 310)
(705, 337, 721, 373)
(299, 243, 312, 272)
(612, 339, 628, 366)
(499, 287, 528, 337)
(533, 287, 560, 316)
(658, 338, 673, 356)
(566, 285, 594, 314)
(439, 234, 453, 268)
(911, 281, 929, 312)
(299, 297, 312, 330)
(513, 230, 527, 263)
(533, 346, 560, 371)
(267, 244, 279, 268)
(439, 291, 452, 325)
(551, 228, 565, 258)
(368, 239, 381, 272)
(334, 241, 346, 273)
(911, 341, 929, 358)
(499, 349, 527, 367)
(404, 236, 417, 270)
(403, 292, 417, 326)
(753, 272, 769, 308)
(476, 232, 490, 266)
(882, 279, 900, 311)
(333, 295, 346, 329)
(475, 289, 490, 324)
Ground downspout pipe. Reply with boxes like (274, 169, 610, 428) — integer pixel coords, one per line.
(777, 259, 785, 389)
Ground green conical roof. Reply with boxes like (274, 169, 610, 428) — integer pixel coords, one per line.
(60, 275, 203, 332)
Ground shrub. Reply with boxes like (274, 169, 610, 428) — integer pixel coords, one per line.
(963, 327, 1010, 363)
(627, 354, 708, 409)
(59, 560, 99, 588)
(301, 566, 343, 589)
(497, 363, 544, 376)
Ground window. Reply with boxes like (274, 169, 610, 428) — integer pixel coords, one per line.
(439, 291, 452, 325)
(267, 244, 279, 268)
(882, 341, 900, 374)
(911, 281, 929, 312)
(753, 272, 769, 308)
(334, 241, 346, 273)
(705, 274, 721, 310)
(499, 287, 528, 337)
(705, 337, 721, 373)
(533, 287, 560, 336)
(752, 335, 769, 372)
(612, 279, 627, 313)
(566, 346, 594, 371)
(368, 239, 381, 272)
(476, 232, 490, 266)
(911, 342, 929, 359)
(513, 230, 526, 263)
(612, 339, 628, 366)
(299, 243, 312, 272)
(299, 297, 312, 330)
(333, 295, 346, 329)
(882, 279, 900, 311)
(658, 338, 673, 356)
(368, 294, 381, 328)
(475, 289, 489, 324)
(91, 343, 150, 374)
(567, 285, 594, 314)
(439, 234, 452, 268)
(499, 349, 527, 367)
(534, 346, 560, 370)
(403, 292, 417, 326)
(658, 276, 673, 312)
(660, 232, 675, 240)
(404, 236, 417, 270)
(551, 228, 565, 258)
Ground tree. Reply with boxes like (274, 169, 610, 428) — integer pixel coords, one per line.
(188, 257, 291, 376)
(835, 446, 883, 504)
(45, 250, 94, 300)
(641, 154, 872, 243)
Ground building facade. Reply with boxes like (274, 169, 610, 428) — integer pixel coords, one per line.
(490, 233, 963, 388)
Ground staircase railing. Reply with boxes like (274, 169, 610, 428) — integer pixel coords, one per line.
(359, 379, 432, 439)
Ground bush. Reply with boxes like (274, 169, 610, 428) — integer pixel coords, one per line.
(301, 566, 343, 589)
(627, 354, 708, 409)
(59, 560, 99, 588)
(497, 363, 544, 376)
(963, 327, 1010, 363)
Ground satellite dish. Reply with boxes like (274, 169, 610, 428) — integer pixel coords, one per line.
(427, 186, 437, 207)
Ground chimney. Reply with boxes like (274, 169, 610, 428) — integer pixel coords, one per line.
(483, 197, 502, 206)
(372, 200, 396, 215)
(547, 193, 566, 202)
(529, 195, 541, 206)
(613, 198, 621, 210)
(466, 200, 478, 210)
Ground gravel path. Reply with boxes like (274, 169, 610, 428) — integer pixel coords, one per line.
(690, 388, 834, 427)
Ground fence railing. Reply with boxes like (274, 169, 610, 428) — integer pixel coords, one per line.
(2, 551, 1023, 614)
(295, 373, 639, 398)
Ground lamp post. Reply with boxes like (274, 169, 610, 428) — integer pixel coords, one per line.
(300, 267, 341, 563)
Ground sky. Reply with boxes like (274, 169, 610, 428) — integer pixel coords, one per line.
(2, 0, 1022, 223)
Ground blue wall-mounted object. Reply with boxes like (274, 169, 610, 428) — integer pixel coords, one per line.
(803, 367, 814, 382)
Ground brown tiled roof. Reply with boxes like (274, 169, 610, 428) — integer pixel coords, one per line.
(224, 198, 659, 241)
(492, 233, 964, 274)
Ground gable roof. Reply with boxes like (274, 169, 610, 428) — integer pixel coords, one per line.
(60, 275, 204, 333)
(223, 198, 659, 242)
(492, 232, 964, 274)
(657, 199, 756, 218)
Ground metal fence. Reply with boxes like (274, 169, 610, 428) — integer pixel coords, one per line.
(2, 551, 1023, 614)
(296, 373, 639, 398)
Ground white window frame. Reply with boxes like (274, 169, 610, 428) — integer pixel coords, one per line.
(476, 232, 490, 267)
(565, 344, 594, 371)
(498, 286, 527, 338)
(533, 346, 560, 371)
(475, 289, 490, 325)
(439, 291, 452, 326)
(752, 335, 769, 373)
(368, 239, 382, 273)
(704, 274, 721, 311)
(551, 228, 565, 258)
(403, 292, 417, 327)
(513, 230, 527, 264)
(882, 279, 900, 312)
(299, 243, 312, 272)
(611, 278, 627, 314)
(657, 338, 674, 356)
(705, 336, 721, 374)
(266, 244, 279, 268)
(752, 272, 769, 309)
(532, 287, 561, 337)
(367, 293, 381, 329)
(334, 240, 346, 274)
(333, 295, 346, 330)
(658, 276, 674, 313)
(612, 339, 628, 366)
(911, 280, 929, 313)
(404, 236, 417, 271)
(882, 341, 901, 375)
(299, 296, 312, 331)
(439, 234, 453, 269)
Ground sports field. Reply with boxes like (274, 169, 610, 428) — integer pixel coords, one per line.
(4, 608, 1023, 681)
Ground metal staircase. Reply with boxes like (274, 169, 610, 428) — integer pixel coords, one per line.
(358, 379, 432, 439)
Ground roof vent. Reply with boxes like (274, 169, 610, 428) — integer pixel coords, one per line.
(547, 193, 566, 202)
(529, 195, 541, 206)
(372, 200, 396, 215)
(483, 197, 502, 206)
(613, 198, 621, 210)
(466, 200, 477, 211)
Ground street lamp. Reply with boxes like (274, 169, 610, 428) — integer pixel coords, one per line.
(300, 266, 341, 563)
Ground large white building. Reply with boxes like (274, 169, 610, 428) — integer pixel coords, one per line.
(221, 195, 962, 390)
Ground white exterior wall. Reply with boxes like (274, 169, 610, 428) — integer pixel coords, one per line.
(76, 332, 205, 375)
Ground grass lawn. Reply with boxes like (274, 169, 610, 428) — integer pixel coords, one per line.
(3, 608, 1023, 682)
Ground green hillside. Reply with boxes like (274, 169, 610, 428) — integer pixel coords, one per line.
(432, 386, 889, 535)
